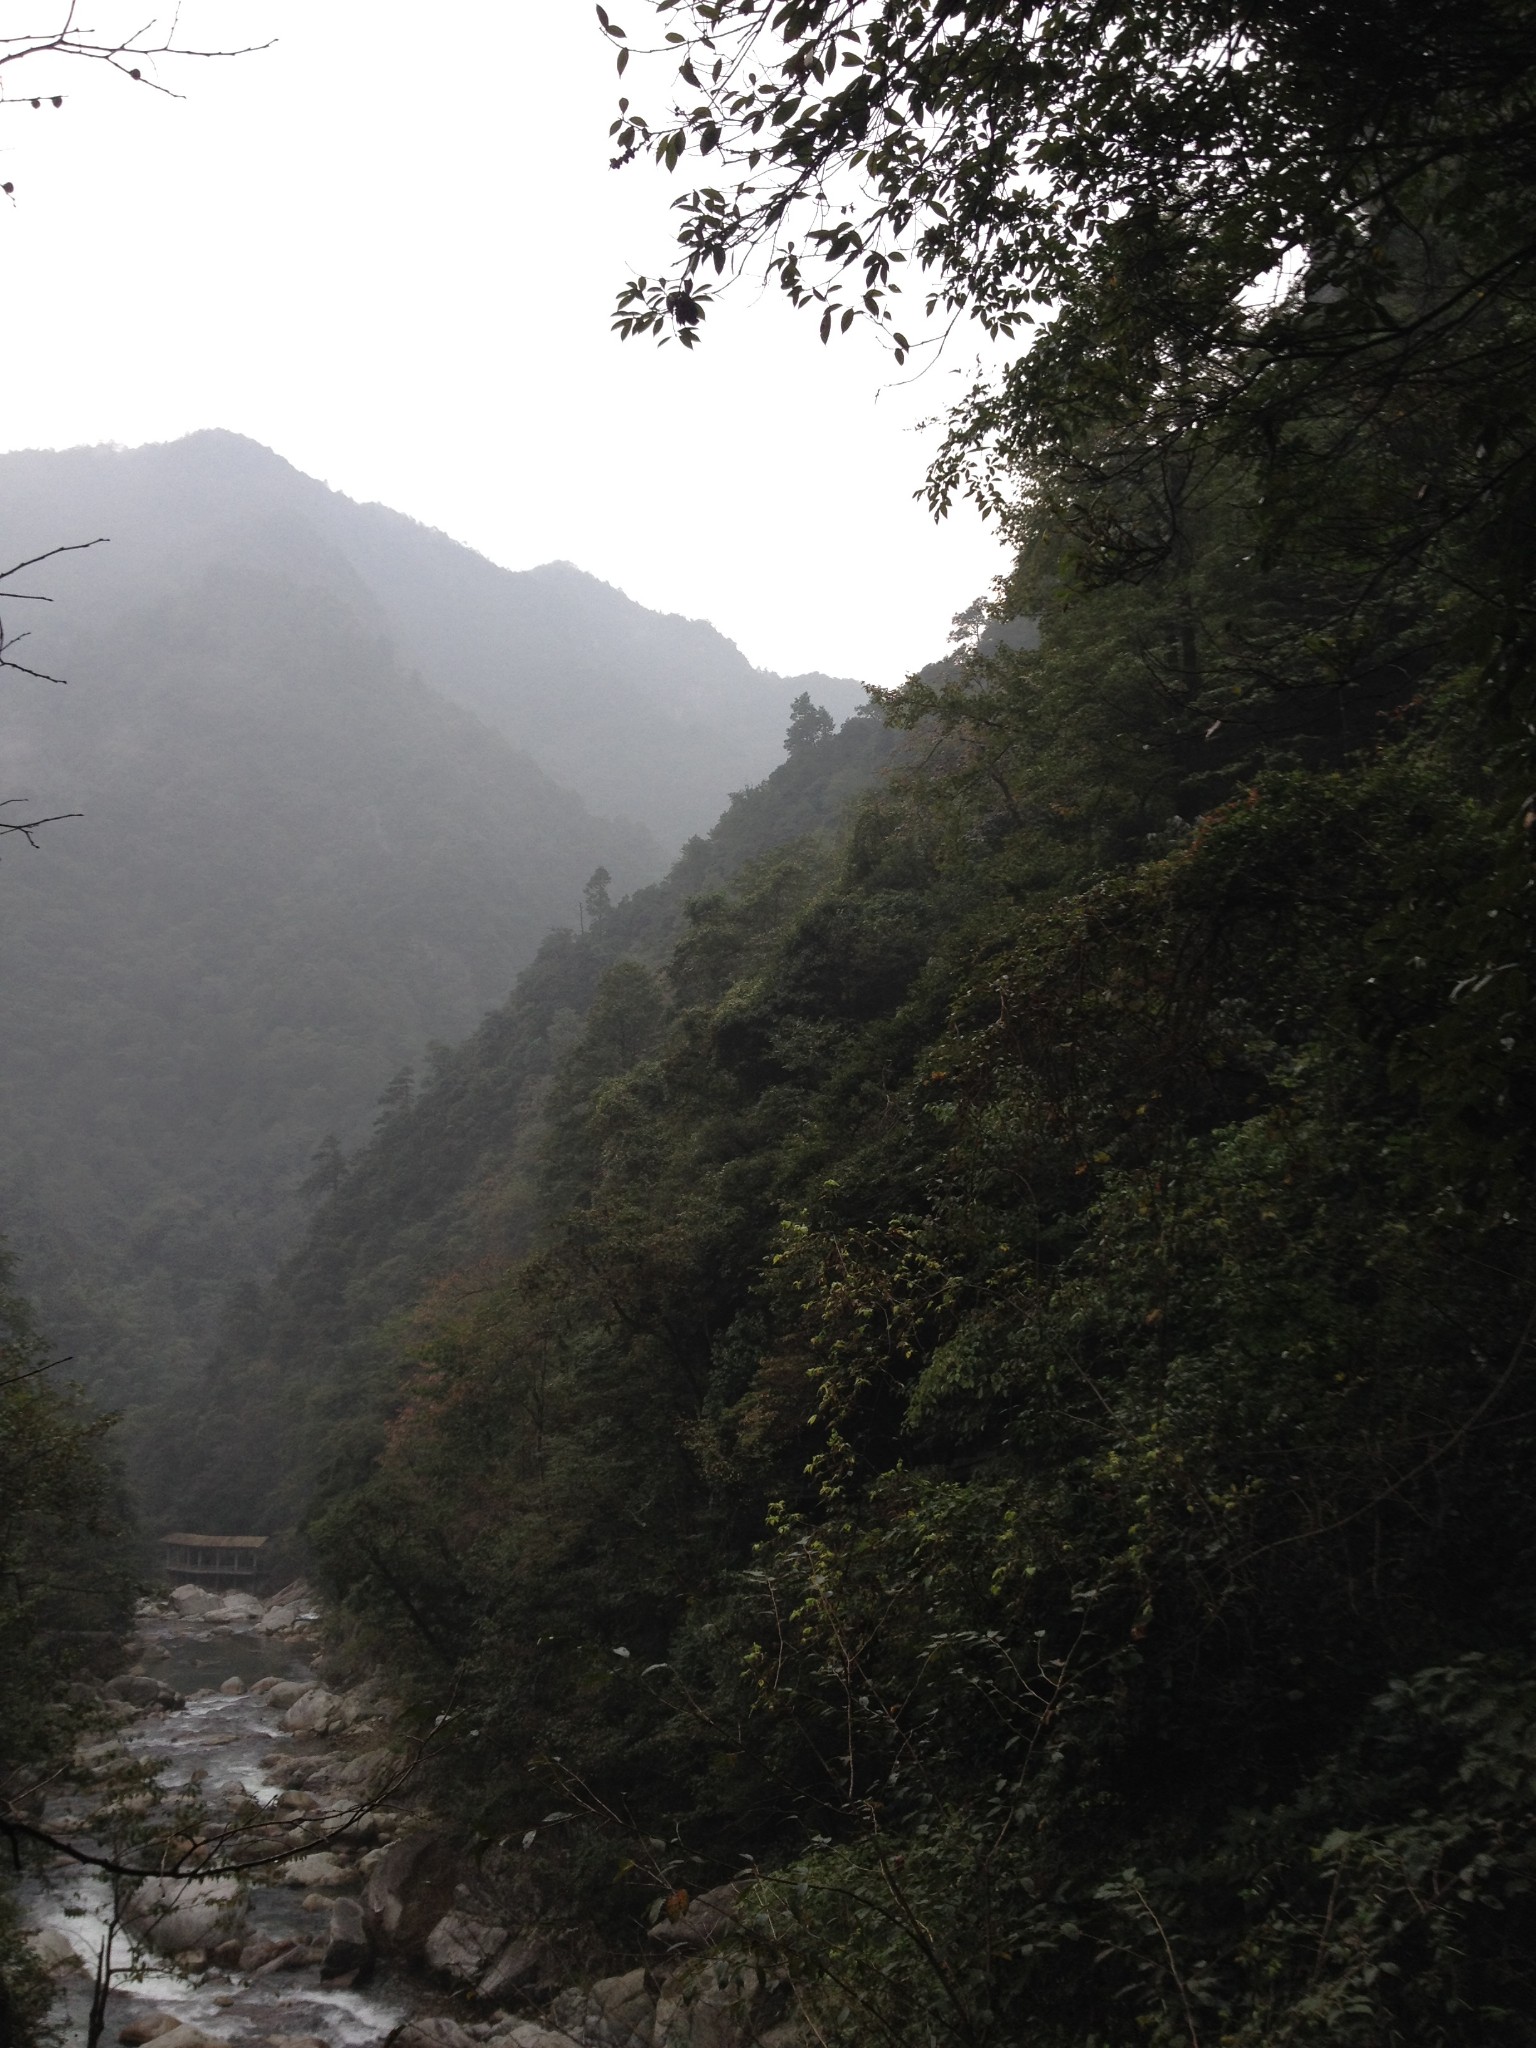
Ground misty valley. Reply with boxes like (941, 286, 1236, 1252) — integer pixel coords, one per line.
(4, 5, 1536, 2048)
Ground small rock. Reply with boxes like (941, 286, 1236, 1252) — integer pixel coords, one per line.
(300, 1892, 329, 1911)
(150, 2028, 228, 2048)
(218, 1677, 244, 1696)
(247, 1674, 281, 1696)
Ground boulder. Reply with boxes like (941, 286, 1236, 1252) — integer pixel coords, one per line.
(202, 1593, 263, 1624)
(648, 1884, 743, 1954)
(549, 1966, 656, 2047)
(170, 1585, 216, 1616)
(478, 1932, 551, 2001)
(148, 2027, 227, 2048)
(385, 2022, 480, 2048)
(247, 1941, 316, 1980)
(218, 1677, 245, 1696)
(266, 2038, 330, 2048)
(278, 1851, 349, 1888)
(425, 1910, 508, 1986)
(106, 1673, 183, 1711)
(236, 1935, 290, 1973)
(320, 1894, 372, 1986)
(125, 1875, 245, 1956)
(117, 2015, 184, 2044)
(255, 1604, 300, 1635)
(280, 1687, 339, 1734)
(364, 1832, 460, 1957)
(23, 1926, 80, 1972)
(654, 1959, 761, 2048)
(334, 1745, 395, 1789)
(260, 1680, 309, 1710)
(489, 2027, 572, 2048)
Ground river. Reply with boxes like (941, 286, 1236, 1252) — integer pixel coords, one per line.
(21, 1589, 422, 2047)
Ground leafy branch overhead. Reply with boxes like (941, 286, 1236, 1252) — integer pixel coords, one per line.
(604, 0, 1536, 521)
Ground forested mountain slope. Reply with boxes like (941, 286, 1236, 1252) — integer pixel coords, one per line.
(161, 706, 900, 1532)
(0, 537, 653, 1468)
(0, 432, 864, 844)
(205, 0, 1536, 2020)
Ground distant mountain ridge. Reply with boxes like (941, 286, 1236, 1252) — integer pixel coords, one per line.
(0, 431, 865, 844)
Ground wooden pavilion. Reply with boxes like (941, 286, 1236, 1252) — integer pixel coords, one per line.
(161, 1532, 269, 1588)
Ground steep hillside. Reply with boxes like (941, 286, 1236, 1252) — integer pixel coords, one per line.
(0, 538, 652, 1454)
(160, 707, 899, 1530)
(0, 432, 865, 844)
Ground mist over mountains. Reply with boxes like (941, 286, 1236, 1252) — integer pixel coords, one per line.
(0, 430, 862, 1439)
(0, 431, 865, 845)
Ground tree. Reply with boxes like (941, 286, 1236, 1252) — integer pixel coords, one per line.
(784, 691, 834, 756)
(605, 0, 1536, 636)
(584, 864, 615, 929)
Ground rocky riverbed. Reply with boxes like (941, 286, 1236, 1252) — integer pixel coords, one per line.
(17, 1584, 795, 2048)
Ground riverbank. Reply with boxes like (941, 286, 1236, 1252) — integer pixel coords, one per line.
(19, 1583, 790, 2048)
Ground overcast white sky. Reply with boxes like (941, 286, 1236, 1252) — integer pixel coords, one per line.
(0, 1, 1008, 686)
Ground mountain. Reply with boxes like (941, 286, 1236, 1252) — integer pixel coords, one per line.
(0, 525, 656, 1446)
(0, 431, 866, 845)
(155, 705, 902, 1530)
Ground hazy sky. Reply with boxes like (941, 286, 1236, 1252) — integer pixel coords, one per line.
(0, 2, 1008, 687)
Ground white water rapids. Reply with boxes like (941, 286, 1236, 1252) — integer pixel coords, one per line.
(20, 1601, 421, 2046)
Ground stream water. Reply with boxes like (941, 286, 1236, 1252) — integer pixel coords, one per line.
(21, 1601, 418, 2046)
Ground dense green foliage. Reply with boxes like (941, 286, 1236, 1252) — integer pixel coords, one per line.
(12, 2, 1536, 2040)
(268, 509, 1532, 2042)
(0, 1256, 136, 2043)
(241, 8, 1536, 2001)
(180, 707, 898, 1535)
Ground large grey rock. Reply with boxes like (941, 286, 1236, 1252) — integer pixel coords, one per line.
(654, 1959, 760, 2048)
(202, 1592, 263, 1623)
(106, 1673, 183, 1711)
(478, 1932, 550, 2001)
(117, 2014, 185, 2044)
(125, 1875, 245, 1956)
(23, 1926, 80, 1972)
(364, 1832, 460, 1957)
(279, 1850, 349, 1888)
(386, 2021, 479, 2048)
(425, 1909, 508, 1985)
(281, 1686, 340, 1734)
(489, 2026, 571, 2048)
(255, 1603, 300, 1635)
(549, 1966, 655, 2047)
(170, 1585, 216, 1616)
(320, 1894, 371, 1986)
(648, 1883, 743, 1953)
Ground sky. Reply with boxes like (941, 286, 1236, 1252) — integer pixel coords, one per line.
(0, 1, 1010, 688)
